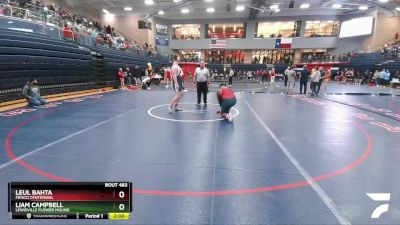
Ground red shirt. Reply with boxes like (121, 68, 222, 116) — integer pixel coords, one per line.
(63, 27, 74, 39)
(118, 71, 125, 79)
(221, 87, 235, 99)
(232, 51, 237, 60)
(240, 51, 244, 61)
(224, 51, 229, 60)
(165, 70, 171, 79)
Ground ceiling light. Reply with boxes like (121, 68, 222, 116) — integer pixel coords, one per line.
(396, 7, 400, 11)
(205, 0, 213, 2)
(102, 9, 109, 14)
(236, 5, 245, 11)
(158, 10, 165, 15)
(206, 7, 215, 13)
(181, 8, 189, 14)
(124, 7, 132, 11)
(173, 0, 182, 2)
(144, 0, 154, 5)
(332, 4, 342, 9)
(270, 4, 279, 10)
(358, 5, 368, 10)
(300, 3, 310, 9)
(379, 0, 389, 2)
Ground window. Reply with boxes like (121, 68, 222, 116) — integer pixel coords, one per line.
(256, 21, 301, 38)
(304, 20, 340, 37)
(172, 24, 201, 40)
(251, 49, 294, 64)
(206, 23, 246, 39)
(174, 50, 202, 62)
(204, 50, 245, 63)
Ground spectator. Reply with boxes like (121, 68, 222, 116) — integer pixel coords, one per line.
(310, 68, 321, 96)
(270, 68, 276, 83)
(284, 66, 290, 86)
(141, 72, 152, 90)
(300, 65, 309, 94)
(0, 4, 5, 16)
(317, 67, 325, 94)
(125, 67, 132, 86)
(117, 68, 126, 90)
(105, 25, 111, 34)
(165, 67, 171, 88)
(286, 66, 296, 95)
(133, 66, 142, 86)
(22, 78, 47, 106)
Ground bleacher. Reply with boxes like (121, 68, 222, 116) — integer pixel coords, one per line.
(90, 46, 164, 87)
(0, 29, 96, 102)
(231, 64, 267, 71)
(207, 64, 224, 72)
(343, 52, 400, 75)
(0, 28, 168, 103)
(343, 53, 382, 73)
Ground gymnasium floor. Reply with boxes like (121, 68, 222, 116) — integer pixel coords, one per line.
(1, 82, 400, 225)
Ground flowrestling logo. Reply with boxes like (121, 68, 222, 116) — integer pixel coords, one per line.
(367, 193, 391, 219)
(0, 108, 37, 117)
(292, 96, 400, 133)
(0, 95, 103, 117)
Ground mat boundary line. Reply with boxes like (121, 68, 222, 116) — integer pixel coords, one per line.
(243, 96, 352, 225)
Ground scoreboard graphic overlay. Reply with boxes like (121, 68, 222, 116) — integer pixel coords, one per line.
(8, 182, 132, 220)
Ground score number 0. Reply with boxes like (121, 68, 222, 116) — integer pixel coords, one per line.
(118, 191, 125, 211)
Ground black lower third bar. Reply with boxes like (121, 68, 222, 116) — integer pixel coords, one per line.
(11, 213, 109, 219)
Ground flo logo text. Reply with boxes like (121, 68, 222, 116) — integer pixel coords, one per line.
(366, 193, 391, 219)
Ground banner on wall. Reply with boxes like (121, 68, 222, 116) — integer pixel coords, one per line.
(156, 37, 169, 46)
(156, 24, 168, 36)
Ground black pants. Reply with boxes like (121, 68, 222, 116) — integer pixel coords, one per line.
(300, 81, 308, 94)
(284, 76, 288, 86)
(316, 79, 323, 93)
(228, 77, 233, 85)
(197, 82, 208, 104)
(310, 82, 318, 94)
(125, 77, 132, 85)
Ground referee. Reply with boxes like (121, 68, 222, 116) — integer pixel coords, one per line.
(194, 62, 210, 106)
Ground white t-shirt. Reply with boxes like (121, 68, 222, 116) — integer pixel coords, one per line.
(195, 67, 210, 82)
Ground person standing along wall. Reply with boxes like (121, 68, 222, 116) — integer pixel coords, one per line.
(286, 66, 296, 95)
(284, 66, 290, 87)
(299, 65, 309, 94)
(310, 68, 321, 96)
(316, 67, 325, 94)
(165, 67, 172, 88)
(117, 68, 126, 90)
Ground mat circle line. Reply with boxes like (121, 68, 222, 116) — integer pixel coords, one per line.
(148, 102, 239, 122)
